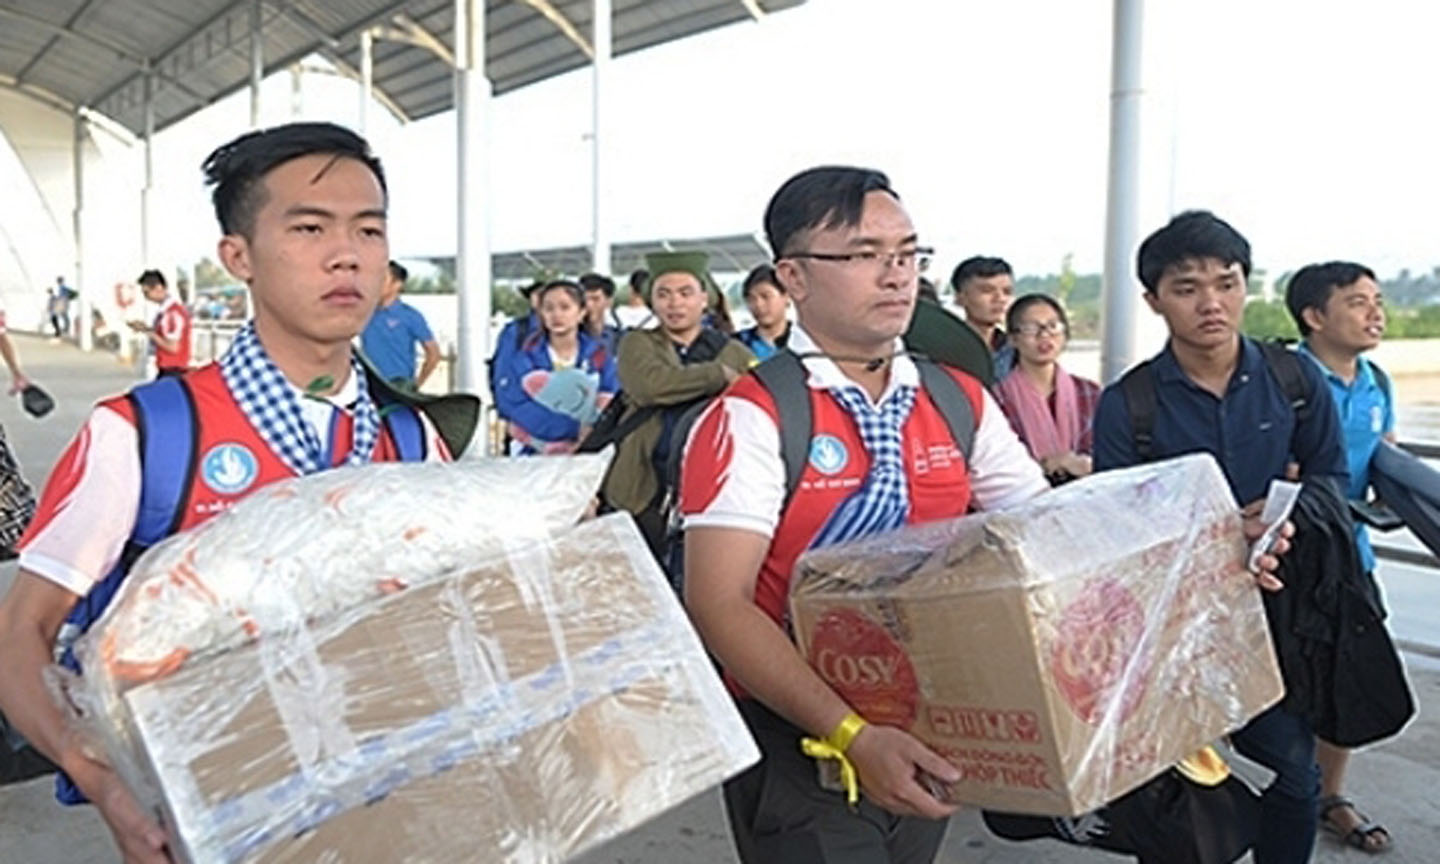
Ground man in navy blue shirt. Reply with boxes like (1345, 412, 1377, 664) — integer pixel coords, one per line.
(1092, 211, 1348, 864)
(361, 261, 440, 388)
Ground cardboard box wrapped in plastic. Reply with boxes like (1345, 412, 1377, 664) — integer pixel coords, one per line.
(64, 459, 758, 863)
(790, 453, 1284, 817)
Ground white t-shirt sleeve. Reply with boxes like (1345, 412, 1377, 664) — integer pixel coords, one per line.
(18, 406, 141, 596)
(967, 388, 1050, 511)
(419, 412, 452, 462)
(680, 396, 786, 538)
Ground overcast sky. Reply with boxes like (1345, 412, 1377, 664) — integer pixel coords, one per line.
(141, 0, 1440, 284)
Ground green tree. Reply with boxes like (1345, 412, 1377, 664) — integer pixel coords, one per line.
(1056, 253, 1077, 305)
(1241, 299, 1299, 341)
(193, 257, 230, 289)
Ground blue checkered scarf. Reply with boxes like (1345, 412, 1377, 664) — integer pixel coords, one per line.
(809, 383, 918, 549)
(219, 323, 381, 475)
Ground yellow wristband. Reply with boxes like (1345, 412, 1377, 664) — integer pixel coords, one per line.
(800, 712, 870, 807)
(826, 712, 869, 753)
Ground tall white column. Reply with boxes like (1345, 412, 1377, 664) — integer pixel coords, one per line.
(359, 29, 374, 135)
(290, 63, 303, 117)
(249, 0, 263, 128)
(73, 115, 92, 352)
(590, 0, 611, 276)
(1099, 0, 1144, 383)
(454, 0, 493, 452)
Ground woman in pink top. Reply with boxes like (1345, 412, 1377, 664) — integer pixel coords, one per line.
(994, 293, 1101, 485)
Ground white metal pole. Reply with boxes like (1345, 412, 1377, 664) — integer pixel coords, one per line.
(1099, 0, 1144, 383)
(359, 29, 373, 135)
(249, 0, 263, 128)
(73, 115, 92, 352)
(455, 0, 493, 451)
(290, 63, 303, 117)
(591, 0, 611, 276)
(141, 72, 153, 267)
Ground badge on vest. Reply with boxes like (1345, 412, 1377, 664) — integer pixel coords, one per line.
(202, 443, 259, 495)
(809, 435, 850, 476)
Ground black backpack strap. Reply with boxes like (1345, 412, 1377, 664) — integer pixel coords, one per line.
(1120, 360, 1159, 463)
(1259, 341, 1311, 422)
(913, 358, 976, 462)
(1369, 361, 1392, 402)
(751, 351, 814, 509)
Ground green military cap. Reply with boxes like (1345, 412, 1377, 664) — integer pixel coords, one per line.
(644, 251, 719, 300)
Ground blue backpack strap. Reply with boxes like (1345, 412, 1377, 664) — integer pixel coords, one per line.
(382, 403, 426, 462)
(54, 377, 198, 806)
(129, 376, 200, 543)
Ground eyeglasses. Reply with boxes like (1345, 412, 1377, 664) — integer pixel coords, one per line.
(1012, 321, 1066, 338)
(786, 246, 934, 273)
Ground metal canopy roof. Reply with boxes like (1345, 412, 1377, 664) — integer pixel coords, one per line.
(0, 0, 803, 136)
(481, 231, 771, 281)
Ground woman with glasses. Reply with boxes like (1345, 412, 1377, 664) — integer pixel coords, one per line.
(493, 279, 618, 455)
(994, 293, 1101, 484)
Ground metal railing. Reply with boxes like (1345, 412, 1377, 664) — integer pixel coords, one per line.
(1372, 439, 1439, 569)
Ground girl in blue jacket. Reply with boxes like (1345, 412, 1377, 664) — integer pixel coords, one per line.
(494, 280, 618, 454)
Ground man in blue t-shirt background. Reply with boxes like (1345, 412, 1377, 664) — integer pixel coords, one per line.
(361, 261, 440, 388)
(1285, 260, 1396, 854)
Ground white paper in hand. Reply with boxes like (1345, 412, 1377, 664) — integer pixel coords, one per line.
(1247, 479, 1301, 572)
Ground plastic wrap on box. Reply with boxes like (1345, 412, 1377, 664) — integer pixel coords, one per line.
(65, 457, 758, 863)
(86, 456, 611, 677)
(790, 453, 1284, 817)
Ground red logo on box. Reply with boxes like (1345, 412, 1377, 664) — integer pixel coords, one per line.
(809, 609, 919, 728)
(1049, 578, 1151, 725)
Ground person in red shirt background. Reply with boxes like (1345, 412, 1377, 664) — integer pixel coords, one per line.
(129, 269, 192, 377)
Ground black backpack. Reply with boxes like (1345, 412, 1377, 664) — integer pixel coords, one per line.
(1121, 341, 1313, 463)
(657, 349, 979, 592)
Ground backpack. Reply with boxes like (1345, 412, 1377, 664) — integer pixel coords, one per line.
(1121, 341, 1313, 463)
(657, 349, 979, 591)
(59, 371, 441, 664)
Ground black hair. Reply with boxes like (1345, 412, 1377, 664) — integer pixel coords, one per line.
(137, 268, 167, 288)
(1136, 210, 1250, 293)
(201, 122, 386, 239)
(742, 263, 783, 298)
(579, 272, 616, 298)
(387, 260, 408, 283)
(950, 256, 1012, 292)
(1285, 260, 1378, 337)
(764, 166, 898, 259)
(1007, 292, 1069, 335)
(537, 279, 585, 309)
(917, 276, 939, 303)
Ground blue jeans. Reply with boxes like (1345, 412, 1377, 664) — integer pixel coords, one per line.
(1230, 704, 1319, 864)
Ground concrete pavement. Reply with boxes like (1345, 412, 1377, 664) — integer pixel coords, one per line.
(0, 334, 1436, 863)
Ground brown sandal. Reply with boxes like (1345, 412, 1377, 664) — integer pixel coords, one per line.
(1318, 795, 1392, 854)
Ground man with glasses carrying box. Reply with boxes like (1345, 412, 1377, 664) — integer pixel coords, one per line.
(678, 166, 1050, 863)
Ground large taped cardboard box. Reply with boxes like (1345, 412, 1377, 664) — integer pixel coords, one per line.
(90, 513, 757, 863)
(790, 454, 1284, 817)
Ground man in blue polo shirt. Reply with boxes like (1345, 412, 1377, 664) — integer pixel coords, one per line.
(1092, 210, 1348, 864)
(361, 261, 440, 388)
(1285, 260, 1395, 853)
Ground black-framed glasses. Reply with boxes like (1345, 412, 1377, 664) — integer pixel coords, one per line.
(787, 246, 934, 273)
(1012, 321, 1066, 338)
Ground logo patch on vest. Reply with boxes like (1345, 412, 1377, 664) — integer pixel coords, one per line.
(202, 443, 259, 495)
(809, 435, 849, 475)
